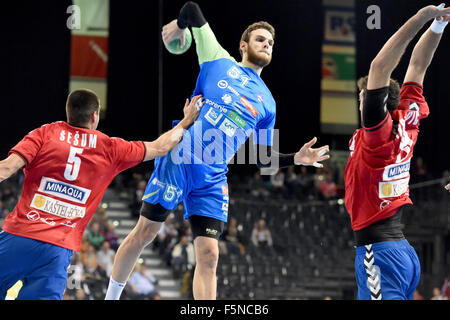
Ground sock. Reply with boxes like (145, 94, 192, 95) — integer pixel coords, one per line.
(104, 277, 126, 300)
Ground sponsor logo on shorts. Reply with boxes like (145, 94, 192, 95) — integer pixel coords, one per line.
(378, 177, 409, 198)
(38, 177, 91, 204)
(205, 107, 223, 126)
(142, 189, 160, 201)
(219, 118, 238, 137)
(206, 228, 218, 236)
(30, 193, 86, 219)
(222, 203, 229, 212)
(382, 160, 410, 181)
(151, 177, 166, 188)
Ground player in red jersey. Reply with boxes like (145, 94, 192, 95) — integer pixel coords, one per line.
(0, 88, 202, 299)
(345, 4, 450, 300)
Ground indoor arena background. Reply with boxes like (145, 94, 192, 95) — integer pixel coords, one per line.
(0, 0, 448, 300)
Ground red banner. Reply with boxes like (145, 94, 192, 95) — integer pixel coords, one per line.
(70, 35, 108, 79)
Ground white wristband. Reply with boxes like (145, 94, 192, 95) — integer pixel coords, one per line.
(430, 3, 449, 34)
(430, 18, 449, 33)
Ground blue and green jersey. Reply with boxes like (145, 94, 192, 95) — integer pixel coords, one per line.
(171, 23, 276, 175)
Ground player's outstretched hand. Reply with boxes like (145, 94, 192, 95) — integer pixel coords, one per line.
(418, 3, 450, 22)
(445, 183, 450, 192)
(182, 95, 203, 126)
(162, 19, 187, 48)
(294, 137, 330, 168)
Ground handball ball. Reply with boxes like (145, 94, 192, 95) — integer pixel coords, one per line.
(165, 28, 192, 55)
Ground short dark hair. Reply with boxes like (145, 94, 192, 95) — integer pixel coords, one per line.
(239, 21, 275, 58)
(66, 89, 99, 126)
(357, 76, 401, 113)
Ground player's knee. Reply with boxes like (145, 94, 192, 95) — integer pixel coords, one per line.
(197, 246, 219, 270)
(134, 219, 161, 246)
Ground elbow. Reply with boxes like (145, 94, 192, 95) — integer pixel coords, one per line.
(369, 58, 389, 74)
(408, 59, 428, 74)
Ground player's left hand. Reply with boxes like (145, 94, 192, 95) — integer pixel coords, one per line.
(182, 95, 203, 126)
(294, 137, 330, 168)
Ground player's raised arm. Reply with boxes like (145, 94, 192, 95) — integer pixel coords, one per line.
(367, 4, 450, 90)
(162, 1, 206, 49)
(161, 1, 230, 64)
(404, 5, 449, 85)
(143, 95, 203, 161)
(0, 153, 25, 183)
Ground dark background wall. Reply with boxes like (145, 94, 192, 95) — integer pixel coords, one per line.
(0, 0, 448, 178)
(0, 1, 72, 156)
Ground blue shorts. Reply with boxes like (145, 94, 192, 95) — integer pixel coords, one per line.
(142, 152, 229, 222)
(0, 230, 73, 300)
(355, 240, 420, 300)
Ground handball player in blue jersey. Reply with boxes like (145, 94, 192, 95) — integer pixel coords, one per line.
(106, 1, 329, 300)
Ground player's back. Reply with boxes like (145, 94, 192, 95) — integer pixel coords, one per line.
(3, 121, 145, 251)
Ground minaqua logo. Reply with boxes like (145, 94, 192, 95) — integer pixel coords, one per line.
(382, 160, 410, 181)
(38, 177, 91, 204)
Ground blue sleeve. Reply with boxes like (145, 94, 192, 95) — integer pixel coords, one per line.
(253, 111, 276, 146)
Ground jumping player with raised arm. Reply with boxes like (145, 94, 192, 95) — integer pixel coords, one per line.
(0, 89, 201, 300)
(105, 1, 330, 300)
(345, 4, 450, 300)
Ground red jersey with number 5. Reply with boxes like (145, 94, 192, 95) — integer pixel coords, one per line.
(344, 82, 429, 231)
(3, 121, 146, 251)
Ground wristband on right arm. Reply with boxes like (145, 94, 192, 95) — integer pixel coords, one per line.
(430, 4, 449, 34)
(256, 145, 295, 169)
(177, 1, 207, 29)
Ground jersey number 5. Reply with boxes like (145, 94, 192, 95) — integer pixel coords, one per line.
(64, 146, 83, 181)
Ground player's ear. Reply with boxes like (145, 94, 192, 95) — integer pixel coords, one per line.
(240, 41, 248, 54)
(89, 110, 98, 126)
